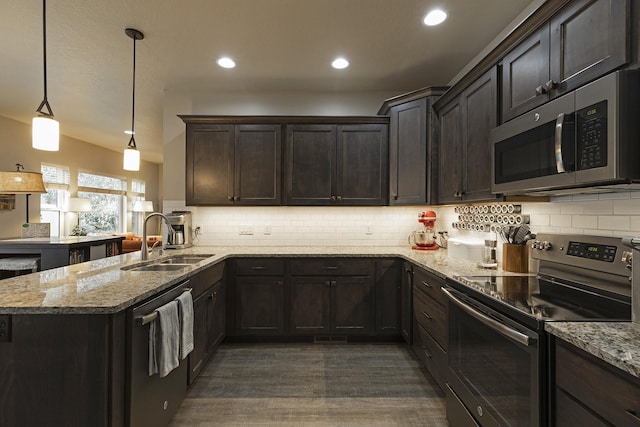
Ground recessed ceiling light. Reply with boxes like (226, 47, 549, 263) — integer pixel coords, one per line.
(332, 57, 349, 69)
(217, 57, 236, 69)
(423, 9, 447, 26)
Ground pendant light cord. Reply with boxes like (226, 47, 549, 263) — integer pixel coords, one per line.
(128, 34, 137, 149)
(36, 0, 54, 117)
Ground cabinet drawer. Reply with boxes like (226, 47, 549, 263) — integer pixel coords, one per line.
(413, 267, 447, 307)
(555, 339, 640, 426)
(413, 289, 447, 350)
(414, 323, 447, 390)
(191, 261, 225, 299)
(290, 258, 372, 276)
(234, 258, 285, 276)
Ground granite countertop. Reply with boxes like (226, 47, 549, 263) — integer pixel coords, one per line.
(0, 245, 505, 315)
(545, 322, 640, 379)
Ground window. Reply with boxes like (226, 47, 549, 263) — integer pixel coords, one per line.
(78, 172, 127, 234)
(40, 165, 70, 237)
(130, 180, 146, 235)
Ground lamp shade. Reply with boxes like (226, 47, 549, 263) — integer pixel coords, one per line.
(123, 147, 140, 171)
(32, 116, 60, 151)
(66, 197, 92, 212)
(132, 200, 153, 212)
(0, 170, 47, 194)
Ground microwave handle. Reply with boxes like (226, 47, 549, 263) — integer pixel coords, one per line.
(555, 112, 566, 173)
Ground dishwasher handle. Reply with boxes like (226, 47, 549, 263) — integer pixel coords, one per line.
(135, 284, 192, 326)
(442, 287, 532, 347)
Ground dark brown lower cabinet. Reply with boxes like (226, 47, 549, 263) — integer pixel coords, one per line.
(553, 338, 640, 426)
(235, 276, 285, 335)
(400, 262, 413, 344)
(0, 313, 127, 427)
(290, 276, 373, 335)
(376, 259, 400, 335)
(189, 280, 225, 385)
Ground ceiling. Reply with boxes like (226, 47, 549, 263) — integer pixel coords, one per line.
(0, 0, 534, 164)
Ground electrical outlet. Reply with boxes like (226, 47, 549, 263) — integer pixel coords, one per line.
(365, 224, 373, 235)
(263, 225, 271, 235)
(0, 315, 11, 342)
(239, 224, 254, 235)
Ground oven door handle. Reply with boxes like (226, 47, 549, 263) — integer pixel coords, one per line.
(442, 287, 532, 347)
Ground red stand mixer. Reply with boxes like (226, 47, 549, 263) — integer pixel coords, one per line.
(408, 210, 439, 250)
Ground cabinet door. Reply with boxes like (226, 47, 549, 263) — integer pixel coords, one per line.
(234, 124, 282, 205)
(290, 277, 331, 334)
(437, 98, 463, 204)
(375, 259, 400, 335)
(235, 276, 285, 335)
(285, 124, 336, 205)
(331, 276, 373, 335)
(206, 281, 225, 353)
(400, 262, 413, 344)
(500, 25, 551, 122)
(461, 68, 498, 202)
(186, 124, 234, 205)
(188, 292, 208, 385)
(549, 0, 629, 96)
(336, 124, 388, 205)
(389, 99, 427, 205)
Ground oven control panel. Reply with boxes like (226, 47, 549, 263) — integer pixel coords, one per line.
(531, 233, 629, 277)
(566, 241, 617, 262)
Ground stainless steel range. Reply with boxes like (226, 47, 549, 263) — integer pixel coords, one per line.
(444, 233, 632, 427)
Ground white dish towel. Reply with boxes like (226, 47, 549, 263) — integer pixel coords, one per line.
(148, 300, 180, 377)
(175, 290, 194, 360)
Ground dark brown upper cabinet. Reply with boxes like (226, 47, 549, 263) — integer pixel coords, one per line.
(379, 87, 447, 206)
(184, 122, 282, 206)
(437, 68, 498, 204)
(285, 122, 388, 206)
(501, 0, 629, 122)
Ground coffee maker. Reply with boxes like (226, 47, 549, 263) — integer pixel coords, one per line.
(165, 211, 193, 249)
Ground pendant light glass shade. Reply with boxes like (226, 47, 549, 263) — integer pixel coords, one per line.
(33, 0, 59, 151)
(123, 146, 140, 171)
(32, 116, 59, 151)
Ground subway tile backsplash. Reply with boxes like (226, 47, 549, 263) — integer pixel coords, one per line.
(164, 190, 640, 247)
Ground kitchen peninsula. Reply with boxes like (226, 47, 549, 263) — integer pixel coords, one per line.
(0, 246, 638, 427)
(0, 235, 124, 271)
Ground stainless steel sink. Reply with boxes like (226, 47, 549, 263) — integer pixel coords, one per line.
(126, 264, 189, 272)
(159, 255, 214, 264)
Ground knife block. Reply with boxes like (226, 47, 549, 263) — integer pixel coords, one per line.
(502, 243, 529, 273)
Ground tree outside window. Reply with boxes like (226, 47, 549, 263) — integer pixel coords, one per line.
(77, 172, 127, 235)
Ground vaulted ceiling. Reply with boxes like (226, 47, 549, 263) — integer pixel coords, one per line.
(0, 0, 534, 163)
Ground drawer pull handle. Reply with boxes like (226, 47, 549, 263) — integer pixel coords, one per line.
(626, 410, 640, 424)
(421, 281, 432, 288)
(421, 347, 433, 358)
(324, 266, 339, 270)
(251, 266, 268, 270)
(422, 312, 433, 320)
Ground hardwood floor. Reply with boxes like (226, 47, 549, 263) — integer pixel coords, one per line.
(169, 343, 447, 426)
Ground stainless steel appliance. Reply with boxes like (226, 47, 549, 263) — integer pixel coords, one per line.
(165, 211, 193, 249)
(622, 236, 640, 324)
(491, 70, 640, 195)
(445, 233, 632, 426)
(127, 280, 191, 427)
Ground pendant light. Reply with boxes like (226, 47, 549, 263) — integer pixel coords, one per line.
(32, 0, 59, 151)
(123, 28, 144, 171)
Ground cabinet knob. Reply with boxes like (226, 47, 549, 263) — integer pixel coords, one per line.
(336, 195, 342, 202)
(423, 311, 433, 320)
(543, 79, 557, 92)
(227, 196, 233, 201)
(234, 196, 239, 201)
(421, 347, 433, 358)
(325, 280, 332, 287)
(535, 85, 545, 96)
(331, 195, 337, 202)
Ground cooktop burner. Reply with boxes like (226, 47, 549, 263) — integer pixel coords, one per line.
(450, 274, 631, 324)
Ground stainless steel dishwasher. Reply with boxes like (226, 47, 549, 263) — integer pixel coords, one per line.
(127, 279, 191, 427)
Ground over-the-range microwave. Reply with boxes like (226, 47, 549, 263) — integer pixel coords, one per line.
(491, 70, 640, 195)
